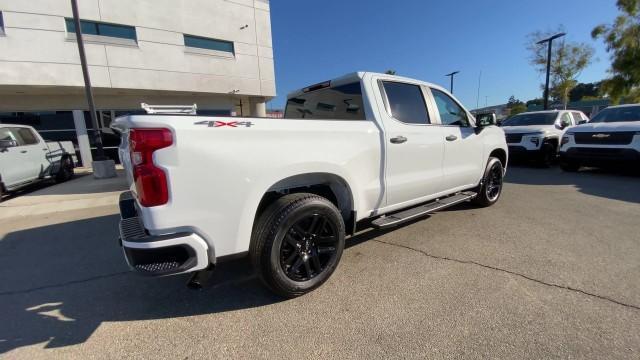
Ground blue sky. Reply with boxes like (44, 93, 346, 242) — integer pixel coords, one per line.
(267, 0, 619, 110)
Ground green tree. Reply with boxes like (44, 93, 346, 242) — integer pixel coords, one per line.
(506, 96, 527, 115)
(569, 82, 602, 102)
(592, 0, 640, 103)
(527, 27, 594, 109)
(385, 70, 397, 75)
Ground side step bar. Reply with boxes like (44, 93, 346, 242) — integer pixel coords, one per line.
(371, 191, 477, 229)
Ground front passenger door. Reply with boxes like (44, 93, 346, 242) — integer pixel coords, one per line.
(430, 88, 483, 190)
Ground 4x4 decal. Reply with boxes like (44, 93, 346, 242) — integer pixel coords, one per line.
(194, 120, 254, 128)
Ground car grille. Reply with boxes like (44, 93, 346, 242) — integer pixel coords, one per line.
(573, 132, 635, 145)
(505, 133, 524, 144)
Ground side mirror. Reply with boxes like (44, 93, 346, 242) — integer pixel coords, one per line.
(557, 122, 568, 130)
(578, 120, 587, 125)
(0, 139, 18, 151)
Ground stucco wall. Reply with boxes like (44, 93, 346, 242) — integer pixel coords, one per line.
(0, 0, 275, 98)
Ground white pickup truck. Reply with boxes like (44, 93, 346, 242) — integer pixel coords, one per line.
(113, 72, 508, 297)
(0, 124, 76, 200)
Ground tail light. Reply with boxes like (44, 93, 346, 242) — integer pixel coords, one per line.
(129, 128, 173, 207)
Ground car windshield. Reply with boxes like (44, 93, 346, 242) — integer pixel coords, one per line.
(502, 112, 557, 126)
(589, 106, 640, 123)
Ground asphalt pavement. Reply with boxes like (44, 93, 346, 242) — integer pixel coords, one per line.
(0, 166, 639, 359)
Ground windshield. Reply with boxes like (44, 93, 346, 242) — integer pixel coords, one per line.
(284, 82, 365, 120)
(589, 106, 640, 123)
(502, 112, 557, 126)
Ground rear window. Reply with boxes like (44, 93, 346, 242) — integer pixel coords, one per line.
(284, 82, 365, 120)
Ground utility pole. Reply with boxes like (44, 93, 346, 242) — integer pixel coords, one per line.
(537, 32, 566, 110)
(445, 71, 459, 94)
(70, 0, 106, 160)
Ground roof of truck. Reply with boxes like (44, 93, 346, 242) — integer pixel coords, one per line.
(286, 72, 445, 99)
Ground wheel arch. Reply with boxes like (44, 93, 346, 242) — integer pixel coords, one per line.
(489, 148, 507, 168)
(254, 172, 356, 233)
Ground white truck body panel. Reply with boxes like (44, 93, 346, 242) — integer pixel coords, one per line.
(0, 124, 76, 191)
(113, 72, 508, 266)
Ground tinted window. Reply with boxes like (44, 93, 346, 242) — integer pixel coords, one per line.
(0, 128, 17, 142)
(589, 106, 640, 123)
(431, 89, 469, 126)
(285, 82, 365, 120)
(15, 128, 39, 145)
(560, 112, 573, 126)
(382, 81, 430, 124)
(65, 19, 136, 40)
(571, 112, 584, 122)
(502, 112, 557, 126)
(184, 34, 234, 53)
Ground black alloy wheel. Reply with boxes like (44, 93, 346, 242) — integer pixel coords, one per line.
(280, 213, 339, 282)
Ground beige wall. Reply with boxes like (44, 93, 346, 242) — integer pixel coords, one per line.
(0, 0, 275, 106)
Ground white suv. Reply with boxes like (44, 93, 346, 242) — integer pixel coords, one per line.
(502, 110, 588, 166)
(559, 104, 640, 171)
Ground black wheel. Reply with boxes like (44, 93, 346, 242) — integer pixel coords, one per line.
(560, 159, 580, 172)
(55, 157, 74, 183)
(250, 193, 345, 298)
(539, 143, 556, 168)
(473, 157, 504, 207)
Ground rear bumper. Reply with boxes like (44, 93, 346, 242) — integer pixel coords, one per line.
(559, 147, 640, 165)
(118, 191, 210, 276)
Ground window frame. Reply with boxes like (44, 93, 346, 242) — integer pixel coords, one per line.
(0, 11, 5, 36)
(428, 87, 474, 128)
(377, 80, 434, 126)
(65, 18, 138, 46)
(183, 34, 235, 58)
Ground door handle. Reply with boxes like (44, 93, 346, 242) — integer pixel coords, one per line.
(390, 136, 407, 144)
(445, 135, 458, 141)
(20, 150, 28, 153)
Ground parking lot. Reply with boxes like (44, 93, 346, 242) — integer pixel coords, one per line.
(1, 166, 639, 359)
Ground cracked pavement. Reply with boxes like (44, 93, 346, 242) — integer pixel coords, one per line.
(0, 166, 639, 359)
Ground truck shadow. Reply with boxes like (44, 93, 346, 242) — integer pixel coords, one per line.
(0, 214, 280, 354)
(0, 212, 428, 354)
(504, 165, 640, 204)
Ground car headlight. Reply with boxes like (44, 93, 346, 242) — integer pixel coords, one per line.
(561, 134, 572, 145)
(525, 132, 544, 146)
(530, 137, 540, 146)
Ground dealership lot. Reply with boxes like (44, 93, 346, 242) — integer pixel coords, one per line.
(0, 166, 639, 359)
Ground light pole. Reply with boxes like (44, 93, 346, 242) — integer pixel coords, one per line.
(536, 32, 566, 110)
(70, 0, 106, 160)
(445, 71, 459, 94)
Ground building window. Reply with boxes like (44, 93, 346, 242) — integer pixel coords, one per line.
(0, 11, 5, 35)
(65, 18, 137, 41)
(183, 34, 234, 54)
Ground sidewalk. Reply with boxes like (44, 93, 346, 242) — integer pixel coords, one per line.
(0, 169, 128, 220)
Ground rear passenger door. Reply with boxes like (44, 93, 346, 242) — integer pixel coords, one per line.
(0, 127, 37, 186)
(376, 79, 446, 208)
(429, 88, 484, 190)
(14, 127, 48, 179)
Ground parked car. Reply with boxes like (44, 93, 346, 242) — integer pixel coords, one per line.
(112, 72, 508, 298)
(559, 104, 640, 171)
(0, 124, 76, 200)
(501, 110, 588, 166)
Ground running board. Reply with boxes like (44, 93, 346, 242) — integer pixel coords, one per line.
(371, 191, 477, 229)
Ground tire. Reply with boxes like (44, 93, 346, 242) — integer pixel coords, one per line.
(55, 157, 74, 183)
(560, 159, 580, 172)
(250, 193, 345, 298)
(473, 157, 504, 207)
(539, 143, 556, 168)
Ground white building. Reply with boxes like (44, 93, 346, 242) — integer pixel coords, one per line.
(0, 0, 275, 165)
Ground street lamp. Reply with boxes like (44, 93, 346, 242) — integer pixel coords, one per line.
(537, 32, 566, 110)
(445, 71, 459, 93)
